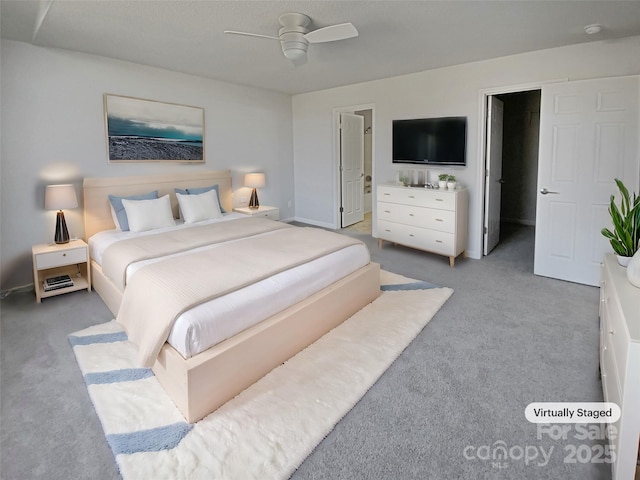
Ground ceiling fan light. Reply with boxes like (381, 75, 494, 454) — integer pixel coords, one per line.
(283, 46, 307, 61)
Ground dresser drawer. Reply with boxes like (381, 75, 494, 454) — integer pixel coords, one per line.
(378, 219, 455, 255)
(35, 247, 87, 269)
(378, 202, 455, 233)
(378, 185, 455, 210)
(601, 275, 630, 386)
(600, 331, 622, 409)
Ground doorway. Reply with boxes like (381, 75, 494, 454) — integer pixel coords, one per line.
(483, 90, 541, 262)
(335, 105, 374, 232)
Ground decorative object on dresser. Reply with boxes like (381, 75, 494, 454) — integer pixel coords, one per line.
(438, 173, 448, 189)
(446, 175, 457, 190)
(233, 205, 280, 220)
(376, 184, 468, 267)
(599, 254, 640, 480)
(600, 178, 640, 266)
(245, 173, 266, 209)
(32, 239, 91, 302)
(626, 249, 640, 288)
(44, 184, 78, 244)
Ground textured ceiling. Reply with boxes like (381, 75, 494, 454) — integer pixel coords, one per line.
(2, 0, 640, 95)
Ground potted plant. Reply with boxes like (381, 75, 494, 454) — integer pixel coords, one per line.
(601, 178, 640, 266)
(438, 174, 448, 189)
(446, 175, 457, 190)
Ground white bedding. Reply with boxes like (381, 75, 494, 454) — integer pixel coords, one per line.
(89, 215, 370, 358)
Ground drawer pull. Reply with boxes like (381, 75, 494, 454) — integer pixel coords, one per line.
(385, 229, 391, 232)
(409, 214, 414, 217)
(383, 193, 390, 195)
(384, 210, 391, 213)
(408, 195, 415, 199)
(609, 330, 615, 335)
(436, 198, 443, 202)
(63, 253, 67, 257)
(436, 240, 443, 243)
(435, 218, 443, 222)
(409, 234, 414, 237)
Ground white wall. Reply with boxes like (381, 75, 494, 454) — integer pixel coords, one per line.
(292, 36, 640, 259)
(1, 40, 294, 289)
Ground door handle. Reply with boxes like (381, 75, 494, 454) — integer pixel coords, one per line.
(540, 188, 559, 195)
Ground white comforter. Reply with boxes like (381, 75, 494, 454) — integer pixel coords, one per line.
(89, 215, 370, 358)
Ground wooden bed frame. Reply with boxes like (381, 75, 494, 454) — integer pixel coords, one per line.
(83, 170, 380, 423)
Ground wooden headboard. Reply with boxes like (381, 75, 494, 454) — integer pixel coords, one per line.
(83, 170, 233, 240)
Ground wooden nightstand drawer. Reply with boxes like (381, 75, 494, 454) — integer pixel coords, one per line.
(233, 206, 280, 221)
(35, 247, 87, 269)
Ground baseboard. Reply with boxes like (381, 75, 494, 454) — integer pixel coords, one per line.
(292, 217, 337, 229)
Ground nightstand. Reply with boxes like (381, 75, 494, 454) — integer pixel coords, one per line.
(32, 239, 91, 302)
(233, 206, 280, 221)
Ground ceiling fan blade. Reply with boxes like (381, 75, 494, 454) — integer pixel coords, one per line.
(223, 30, 280, 41)
(303, 23, 358, 43)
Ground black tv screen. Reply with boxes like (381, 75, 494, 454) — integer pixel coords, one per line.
(392, 117, 467, 166)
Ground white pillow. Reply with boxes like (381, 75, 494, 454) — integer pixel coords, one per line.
(122, 194, 176, 232)
(176, 189, 223, 224)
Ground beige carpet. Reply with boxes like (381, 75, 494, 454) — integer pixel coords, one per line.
(69, 271, 452, 480)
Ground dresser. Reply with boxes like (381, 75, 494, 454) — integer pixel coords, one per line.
(376, 184, 468, 266)
(599, 254, 640, 480)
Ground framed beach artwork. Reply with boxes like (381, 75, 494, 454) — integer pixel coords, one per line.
(104, 94, 204, 163)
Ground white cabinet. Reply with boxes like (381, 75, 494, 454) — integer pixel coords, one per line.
(376, 185, 468, 266)
(599, 255, 640, 480)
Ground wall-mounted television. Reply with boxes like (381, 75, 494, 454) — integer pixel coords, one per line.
(392, 116, 467, 166)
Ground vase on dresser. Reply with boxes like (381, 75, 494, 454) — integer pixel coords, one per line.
(626, 249, 640, 288)
(616, 255, 632, 267)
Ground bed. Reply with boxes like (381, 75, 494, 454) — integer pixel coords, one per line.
(83, 170, 380, 422)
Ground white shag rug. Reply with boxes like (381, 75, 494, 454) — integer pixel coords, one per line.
(69, 271, 453, 480)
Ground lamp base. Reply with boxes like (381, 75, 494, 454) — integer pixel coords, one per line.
(248, 188, 260, 210)
(54, 211, 70, 244)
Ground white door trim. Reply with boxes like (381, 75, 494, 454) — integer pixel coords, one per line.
(475, 79, 567, 257)
(332, 104, 376, 229)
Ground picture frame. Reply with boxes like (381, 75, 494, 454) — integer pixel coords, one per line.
(104, 94, 204, 163)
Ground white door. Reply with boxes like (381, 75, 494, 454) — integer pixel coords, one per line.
(340, 113, 364, 227)
(534, 76, 639, 286)
(484, 96, 504, 255)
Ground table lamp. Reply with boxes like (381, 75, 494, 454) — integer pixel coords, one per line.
(244, 173, 265, 209)
(45, 184, 78, 244)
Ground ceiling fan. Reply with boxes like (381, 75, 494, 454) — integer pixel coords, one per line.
(224, 13, 358, 66)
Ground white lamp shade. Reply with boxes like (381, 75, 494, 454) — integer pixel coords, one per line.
(45, 184, 78, 210)
(244, 173, 266, 188)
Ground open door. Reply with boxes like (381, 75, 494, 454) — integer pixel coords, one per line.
(484, 96, 504, 255)
(534, 76, 639, 286)
(340, 113, 364, 228)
